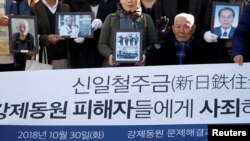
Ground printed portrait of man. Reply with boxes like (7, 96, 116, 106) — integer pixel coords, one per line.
(212, 5, 240, 39)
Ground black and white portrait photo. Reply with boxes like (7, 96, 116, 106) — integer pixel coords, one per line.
(114, 30, 142, 63)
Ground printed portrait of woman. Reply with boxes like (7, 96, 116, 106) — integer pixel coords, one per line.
(12, 19, 35, 52)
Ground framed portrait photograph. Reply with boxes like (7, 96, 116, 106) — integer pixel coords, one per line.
(211, 2, 243, 39)
(113, 29, 143, 63)
(9, 15, 39, 53)
(56, 12, 94, 38)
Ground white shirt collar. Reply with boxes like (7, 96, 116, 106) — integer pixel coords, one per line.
(42, 0, 58, 14)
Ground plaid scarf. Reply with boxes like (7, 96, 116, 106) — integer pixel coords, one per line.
(117, 3, 142, 23)
(175, 40, 192, 64)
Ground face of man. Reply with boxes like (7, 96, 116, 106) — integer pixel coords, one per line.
(18, 23, 28, 36)
(65, 17, 72, 26)
(120, 0, 140, 12)
(172, 17, 195, 42)
(219, 9, 234, 30)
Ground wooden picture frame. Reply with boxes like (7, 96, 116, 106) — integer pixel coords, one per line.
(9, 15, 39, 53)
(56, 12, 94, 38)
(113, 29, 143, 63)
(211, 2, 243, 39)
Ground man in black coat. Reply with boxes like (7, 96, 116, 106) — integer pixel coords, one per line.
(147, 0, 209, 66)
(62, 0, 118, 68)
(30, 0, 70, 69)
(148, 13, 207, 65)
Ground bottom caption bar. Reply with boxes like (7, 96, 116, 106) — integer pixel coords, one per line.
(208, 124, 250, 141)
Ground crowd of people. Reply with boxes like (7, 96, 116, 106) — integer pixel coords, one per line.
(0, 0, 249, 71)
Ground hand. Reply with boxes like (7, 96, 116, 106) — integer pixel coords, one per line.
(0, 16, 8, 26)
(108, 54, 119, 67)
(47, 34, 65, 44)
(27, 51, 36, 57)
(156, 16, 169, 32)
(204, 31, 218, 43)
(154, 43, 161, 49)
(91, 19, 103, 31)
(74, 37, 85, 44)
(135, 54, 146, 66)
(233, 55, 244, 66)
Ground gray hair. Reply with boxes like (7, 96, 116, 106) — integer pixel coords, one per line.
(16, 19, 29, 28)
(174, 13, 195, 25)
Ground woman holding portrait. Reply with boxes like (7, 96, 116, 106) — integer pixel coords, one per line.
(98, 0, 156, 67)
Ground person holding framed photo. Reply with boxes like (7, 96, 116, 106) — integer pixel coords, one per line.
(202, 0, 248, 63)
(30, 0, 70, 69)
(98, 0, 156, 67)
(203, 0, 249, 43)
(61, 0, 118, 68)
(0, 0, 31, 71)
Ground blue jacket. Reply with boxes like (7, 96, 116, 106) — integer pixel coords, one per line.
(5, 0, 30, 15)
(212, 26, 236, 38)
(232, 4, 250, 60)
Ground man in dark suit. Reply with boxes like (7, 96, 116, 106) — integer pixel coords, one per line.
(213, 7, 236, 39)
(30, 0, 70, 69)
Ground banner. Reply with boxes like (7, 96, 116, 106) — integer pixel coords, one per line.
(0, 63, 249, 140)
